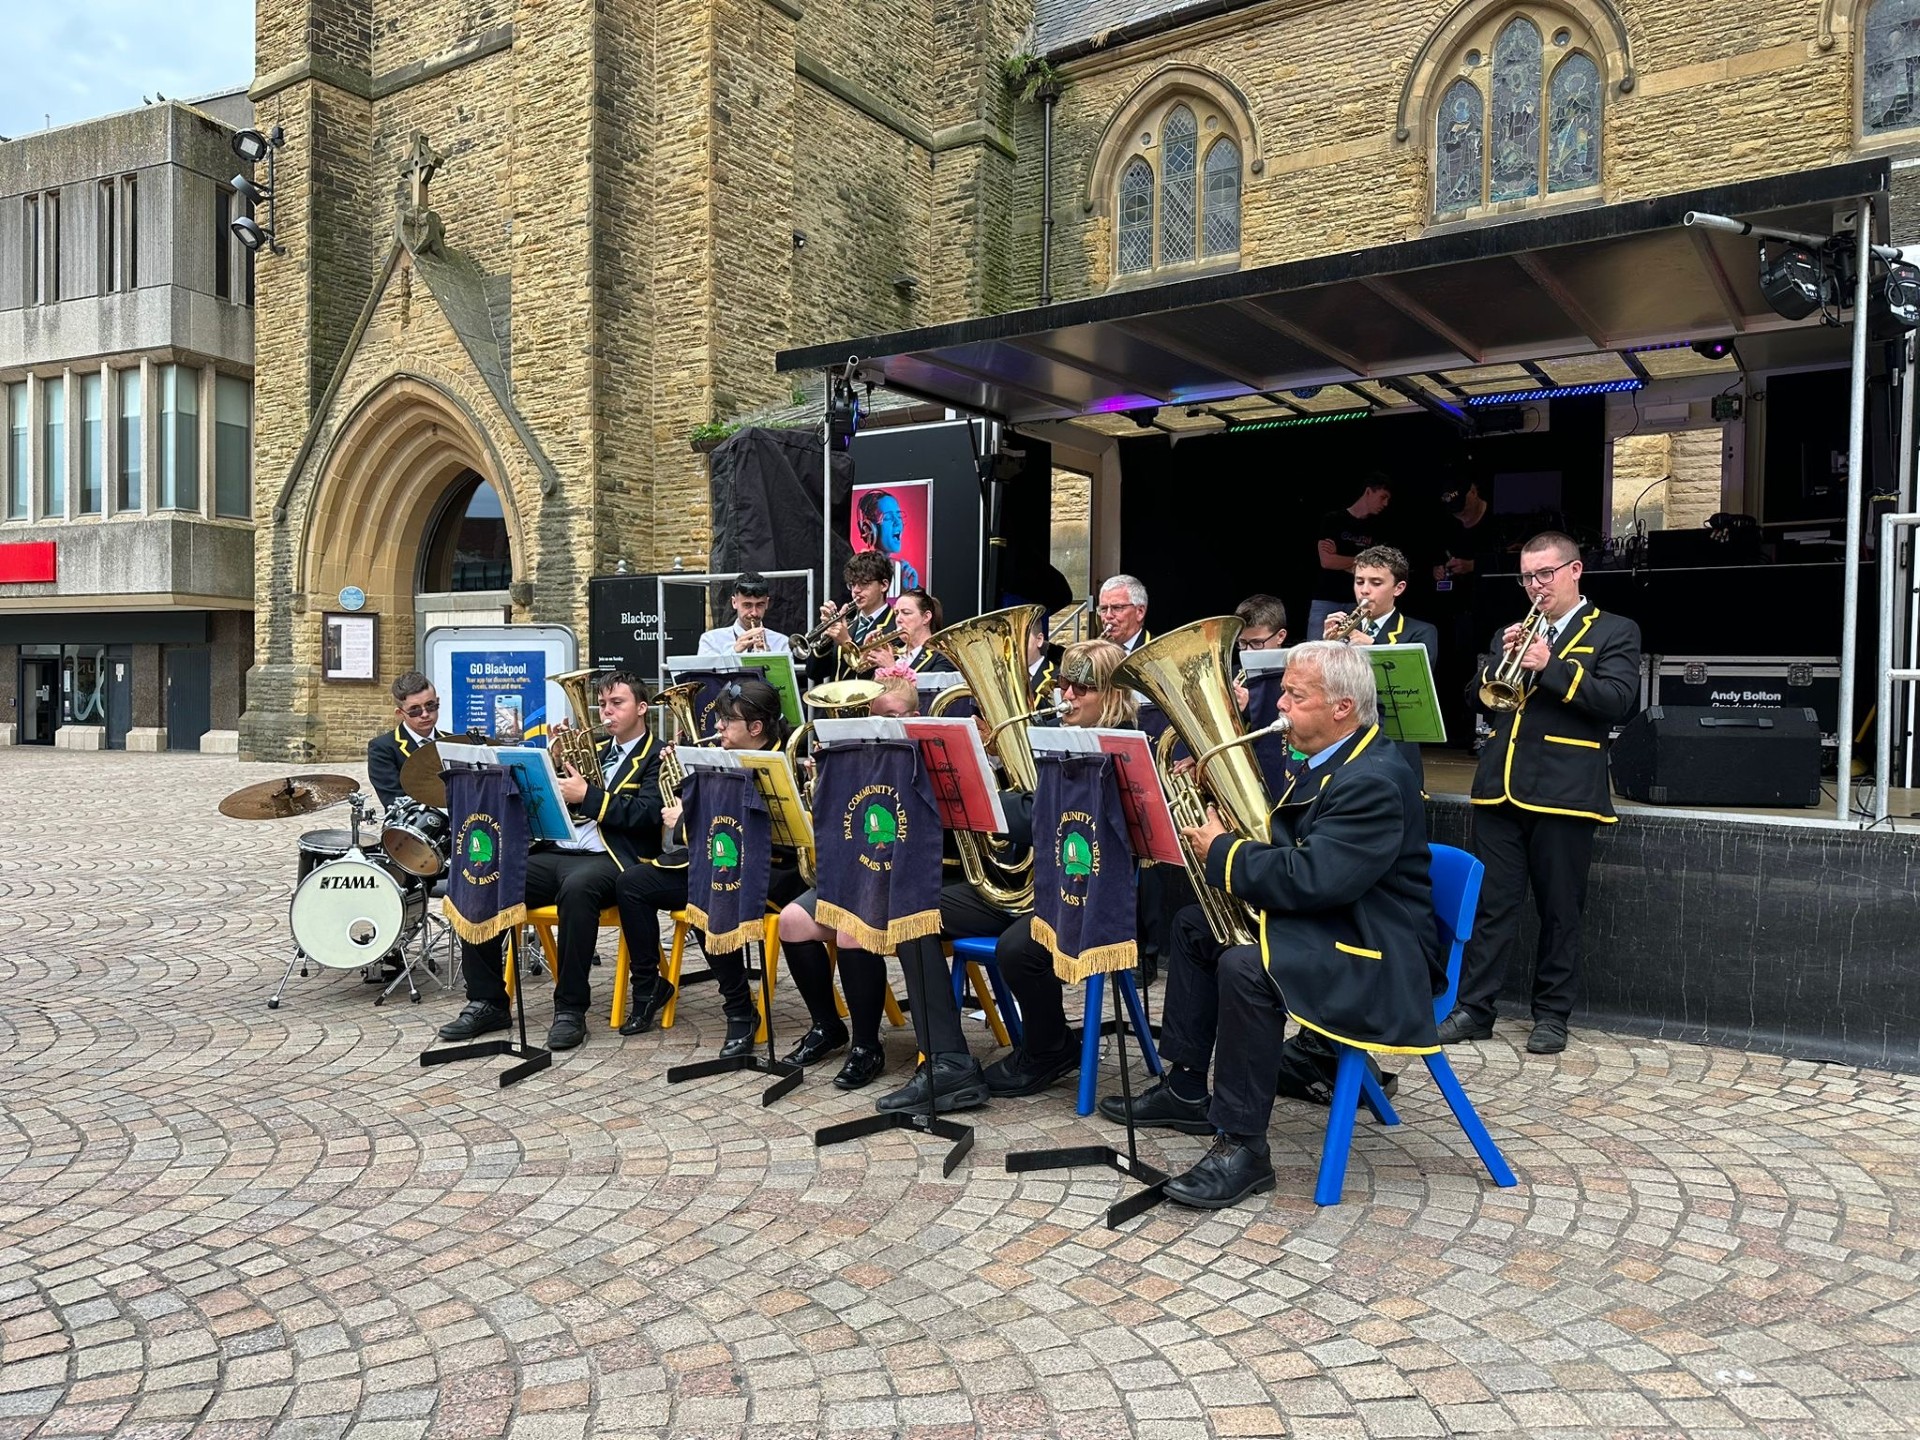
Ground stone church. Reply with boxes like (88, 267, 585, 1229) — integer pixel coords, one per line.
(242, 0, 1920, 758)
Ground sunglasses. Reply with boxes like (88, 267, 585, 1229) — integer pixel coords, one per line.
(402, 700, 440, 718)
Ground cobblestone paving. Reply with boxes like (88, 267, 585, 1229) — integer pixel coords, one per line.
(2, 750, 1918, 1439)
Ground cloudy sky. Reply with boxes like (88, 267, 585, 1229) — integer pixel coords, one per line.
(1, 2, 255, 139)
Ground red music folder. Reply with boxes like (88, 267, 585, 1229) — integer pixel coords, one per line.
(1028, 727, 1185, 866)
(811, 716, 1008, 833)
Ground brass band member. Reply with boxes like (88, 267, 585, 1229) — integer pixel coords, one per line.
(366, 669, 445, 810)
(1095, 574, 1151, 654)
(1027, 619, 1058, 704)
(1439, 532, 1642, 1056)
(812, 550, 898, 683)
(437, 671, 664, 1052)
(613, 678, 806, 1051)
(1227, 594, 1288, 720)
(698, 570, 790, 655)
(888, 589, 956, 675)
(1107, 642, 1443, 1209)
(1322, 545, 1440, 787)
(774, 673, 921, 1089)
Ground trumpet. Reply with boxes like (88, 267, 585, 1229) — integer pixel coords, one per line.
(1479, 599, 1550, 712)
(795, 601, 855, 658)
(1326, 597, 1374, 643)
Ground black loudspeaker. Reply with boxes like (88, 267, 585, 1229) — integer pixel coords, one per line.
(1610, 706, 1822, 807)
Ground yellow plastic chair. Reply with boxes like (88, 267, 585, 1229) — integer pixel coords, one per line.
(510, 905, 633, 1028)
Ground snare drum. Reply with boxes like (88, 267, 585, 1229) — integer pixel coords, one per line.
(298, 828, 365, 882)
(380, 800, 450, 878)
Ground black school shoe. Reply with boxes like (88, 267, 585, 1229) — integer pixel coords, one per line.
(982, 1039, 1080, 1097)
(1163, 1135, 1276, 1210)
(874, 1055, 988, 1113)
(1526, 1018, 1569, 1054)
(783, 1022, 850, 1067)
(619, 978, 675, 1036)
(548, 1010, 588, 1051)
(832, 1044, 887, 1090)
(438, 1001, 510, 1041)
(1097, 1078, 1214, 1134)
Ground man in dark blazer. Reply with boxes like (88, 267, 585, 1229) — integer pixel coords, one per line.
(1439, 531, 1642, 1056)
(1106, 641, 1444, 1209)
(438, 671, 665, 1053)
(366, 670, 445, 810)
(1322, 545, 1441, 788)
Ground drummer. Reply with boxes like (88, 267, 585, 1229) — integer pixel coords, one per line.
(367, 670, 444, 810)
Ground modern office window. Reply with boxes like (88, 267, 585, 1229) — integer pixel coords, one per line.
(5, 383, 26, 519)
(40, 377, 64, 518)
(157, 364, 197, 511)
(23, 195, 39, 305)
(124, 177, 139, 289)
(214, 374, 250, 518)
(99, 180, 117, 292)
(79, 372, 103, 515)
(117, 370, 142, 510)
(214, 188, 234, 301)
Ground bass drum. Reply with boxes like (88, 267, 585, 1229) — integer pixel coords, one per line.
(290, 854, 425, 970)
(380, 800, 450, 878)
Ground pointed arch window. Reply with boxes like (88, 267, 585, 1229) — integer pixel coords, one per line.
(1430, 7, 1606, 219)
(1109, 93, 1247, 277)
(1864, 0, 1920, 135)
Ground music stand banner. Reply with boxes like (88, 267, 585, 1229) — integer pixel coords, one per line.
(444, 768, 529, 945)
(1031, 752, 1140, 983)
(682, 768, 773, 952)
(811, 738, 944, 952)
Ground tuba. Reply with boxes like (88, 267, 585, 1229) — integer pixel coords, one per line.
(926, 604, 1048, 913)
(548, 668, 607, 781)
(1478, 599, 1550, 712)
(1115, 618, 1279, 947)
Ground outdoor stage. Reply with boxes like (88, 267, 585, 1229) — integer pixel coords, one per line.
(1420, 750, 1920, 1075)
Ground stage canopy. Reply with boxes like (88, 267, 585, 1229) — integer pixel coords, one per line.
(777, 160, 1891, 440)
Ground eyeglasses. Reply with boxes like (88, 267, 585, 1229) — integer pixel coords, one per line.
(1096, 602, 1139, 615)
(1238, 633, 1280, 650)
(402, 700, 440, 718)
(1517, 560, 1575, 589)
(1060, 680, 1097, 696)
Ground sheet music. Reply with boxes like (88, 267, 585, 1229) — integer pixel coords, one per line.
(491, 746, 582, 844)
(1241, 649, 1289, 675)
(669, 653, 745, 674)
(436, 741, 500, 767)
(674, 745, 743, 771)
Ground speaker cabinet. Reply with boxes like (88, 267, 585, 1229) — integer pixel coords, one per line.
(1610, 706, 1822, 808)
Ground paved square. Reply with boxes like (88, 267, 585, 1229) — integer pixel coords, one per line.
(1, 750, 1916, 1438)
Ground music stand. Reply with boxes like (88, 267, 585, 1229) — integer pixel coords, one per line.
(1365, 644, 1448, 745)
(1004, 731, 1182, 1227)
(810, 719, 1001, 1177)
(665, 749, 811, 1105)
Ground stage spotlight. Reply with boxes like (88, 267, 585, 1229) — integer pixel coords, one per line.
(227, 126, 288, 257)
(1122, 406, 1161, 428)
(1884, 261, 1920, 329)
(1690, 338, 1735, 362)
(827, 375, 861, 450)
(1759, 242, 1826, 321)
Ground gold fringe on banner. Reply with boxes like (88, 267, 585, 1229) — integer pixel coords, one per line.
(1033, 915, 1138, 984)
(814, 901, 944, 954)
(442, 899, 527, 947)
(684, 903, 760, 955)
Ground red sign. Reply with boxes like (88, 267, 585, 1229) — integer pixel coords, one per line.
(0, 542, 55, 584)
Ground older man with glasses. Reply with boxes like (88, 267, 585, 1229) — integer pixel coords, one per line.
(367, 670, 447, 810)
(1439, 531, 1642, 1056)
(1095, 574, 1151, 654)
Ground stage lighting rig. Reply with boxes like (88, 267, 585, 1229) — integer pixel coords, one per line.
(228, 124, 287, 255)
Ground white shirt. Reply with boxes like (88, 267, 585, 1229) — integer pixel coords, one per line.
(558, 734, 642, 854)
(403, 725, 435, 748)
(1361, 608, 1395, 638)
(697, 623, 791, 656)
(1543, 597, 1588, 647)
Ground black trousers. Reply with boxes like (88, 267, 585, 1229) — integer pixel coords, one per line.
(1456, 802, 1597, 1024)
(463, 849, 619, 1014)
(885, 881, 1023, 1060)
(1210, 943, 1293, 1139)
(995, 915, 1074, 1057)
(614, 860, 805, 1028)
(782, 889, 889, 1049)
(1159, 905, 1228, 1076)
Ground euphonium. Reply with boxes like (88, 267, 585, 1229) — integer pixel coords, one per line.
(788, 679, 886, 884)
(925, 603, 1048, 913)
(1478, 599, 1550, 712)
(1115, 618, 1278, 947)
(548, 668, 608, 782)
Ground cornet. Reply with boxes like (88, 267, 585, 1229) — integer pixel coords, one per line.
(1479, 600, 1550, 712)
(794, 601, 855, 658)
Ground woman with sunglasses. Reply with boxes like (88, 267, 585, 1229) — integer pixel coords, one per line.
(614, 678, 807, 1056)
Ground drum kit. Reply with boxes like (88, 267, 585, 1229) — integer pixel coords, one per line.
(219, 757, 461, 1010)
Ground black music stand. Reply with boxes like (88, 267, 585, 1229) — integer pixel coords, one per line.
(421, 929, 553, 1088)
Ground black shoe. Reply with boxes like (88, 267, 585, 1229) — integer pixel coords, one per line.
(1436, 1006, 1494, 1044)
(874, 1055, 988, 1114)
(1097, 1078, 1213, 1134)
(619, 978, 674, 1036)
(833, 1044, 887, 1090)
(783, 1022, 850, 1067)
(982, 1039, 1080, 1098)
(718, 1019, 758, 1060)
(438, 1001, 511, 1041)
(1527, 1018, 1569, 1054)
(1163, 1135, 1277, 1210)
(548, 1010, 588, 1051)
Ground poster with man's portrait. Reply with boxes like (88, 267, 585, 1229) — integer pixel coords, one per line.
(850, 479, 933, 599)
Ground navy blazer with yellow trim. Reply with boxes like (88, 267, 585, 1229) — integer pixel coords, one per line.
(367, 725, 445, 810)
(1469, 601, 1642, 822)
(574, 733, 666, 868)
(1204, 725, 1442, 1054)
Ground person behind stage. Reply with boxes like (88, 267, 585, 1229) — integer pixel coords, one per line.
(1094, 575, 1151, 654)
(1027, 617, 1058, 703)
(856, 489, 922, 598)
(884, 588, 956, 675)
(774, 671, 922, 1089)
(1322, 544, 1440, 788)
(698, 570, 791, 655)
(436, 671, 664, 1052)
(1438, 531, 1642, 1056)
(367, 670, 446, 810)
(1105, 641, 1443, 1209)
(812, 550, 898, 682)
(1307, 473, 1393, 644)
(612, 677, 807, 1050)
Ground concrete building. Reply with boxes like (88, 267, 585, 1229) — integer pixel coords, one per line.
(0, 92, 256, 752)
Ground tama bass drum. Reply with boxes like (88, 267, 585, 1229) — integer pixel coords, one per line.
(290, 854, 424, 970)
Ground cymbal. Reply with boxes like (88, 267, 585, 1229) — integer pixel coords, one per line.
(218, 774, 360, 821)
(401, 743, 451, 809)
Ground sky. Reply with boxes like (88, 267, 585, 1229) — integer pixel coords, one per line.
(0, 2, 255, 140)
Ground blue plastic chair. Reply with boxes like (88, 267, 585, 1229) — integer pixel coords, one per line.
(949, 935, 1023, 1048)
(1313, 843, 1519, 1206)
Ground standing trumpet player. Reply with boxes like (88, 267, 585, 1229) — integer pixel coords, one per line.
(698, 571, 792, 655)
(1439, 532, 1641, 1056)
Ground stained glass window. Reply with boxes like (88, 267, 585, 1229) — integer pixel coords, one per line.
(1118, 158, 1154, 274)
(1489, 17, 1542, 202)
(1160, 106, 1198, 265)
(1866, 0, 1920, 134)
(1546, 53, 1601, 191)
(1435, 79, 1485, 216)
(1203, 139, 1241, 255)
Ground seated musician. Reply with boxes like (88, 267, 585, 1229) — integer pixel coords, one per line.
(888, 589, 956, 675)
(1322, 545, 1440, 787)
(774, 671, 922, 1089)
(698, 570, 790, 655)
(1102, 641, 1444, 1209)
(613, 677, 808, 1052)
(437, 671, 664, 1052)
(1027, 616, 1058, 703)
(366, 670, 445, 810)
(811, 550, 897, 683)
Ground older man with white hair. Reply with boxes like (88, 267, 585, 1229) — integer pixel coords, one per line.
(1095, 574, 1150, 653)
(1101, 641, 1446, 1209)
